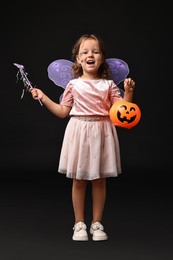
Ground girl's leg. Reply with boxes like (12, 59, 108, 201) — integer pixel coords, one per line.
(91, 178, 106, 222)
(90, 178, 108, 241)
(72, 179, 88, 223)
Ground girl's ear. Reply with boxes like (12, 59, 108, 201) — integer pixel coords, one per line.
(76, 55, 81, 65)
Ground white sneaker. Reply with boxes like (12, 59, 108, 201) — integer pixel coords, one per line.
(90, 222, 108, 241)
(72, 222, 88, 241)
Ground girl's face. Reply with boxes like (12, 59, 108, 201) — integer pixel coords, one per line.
(76, 38, 103, 78)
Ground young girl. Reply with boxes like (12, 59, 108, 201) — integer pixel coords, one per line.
(30, 34, 135, 241)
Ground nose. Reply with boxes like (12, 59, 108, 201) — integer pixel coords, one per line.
(87, 51, 94, 57)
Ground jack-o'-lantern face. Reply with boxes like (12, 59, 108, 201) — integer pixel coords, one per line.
(109, 100, 141, 128)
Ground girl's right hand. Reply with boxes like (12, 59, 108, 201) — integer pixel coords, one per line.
(29, 87, 44, 101)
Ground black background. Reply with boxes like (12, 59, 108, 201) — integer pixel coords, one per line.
(0, 1, 173, 260)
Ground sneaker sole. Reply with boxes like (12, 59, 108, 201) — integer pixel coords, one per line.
(92, 235, 108, 241)
(72, 236, 89, 241)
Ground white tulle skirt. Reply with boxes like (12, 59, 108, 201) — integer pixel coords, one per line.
(58, 116, 122, 180)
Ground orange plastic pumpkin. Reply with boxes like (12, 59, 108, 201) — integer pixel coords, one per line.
(109, 100, 141, 129)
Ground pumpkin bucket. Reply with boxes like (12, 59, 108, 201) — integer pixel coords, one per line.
(109, 100, 141, 129)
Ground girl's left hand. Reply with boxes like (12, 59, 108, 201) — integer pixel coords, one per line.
(124, 78, 135, 92)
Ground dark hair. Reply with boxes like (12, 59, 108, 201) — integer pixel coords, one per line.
(71, 34, 110, 79)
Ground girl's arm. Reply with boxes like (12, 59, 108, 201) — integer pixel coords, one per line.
(123, 78, 135, 102)
(29, 88, 71, 118)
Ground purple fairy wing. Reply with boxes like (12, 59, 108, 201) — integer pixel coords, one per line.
(47, 59, 74, 89)
(106, 58, 129, 85)
(106, 58, 129, 98)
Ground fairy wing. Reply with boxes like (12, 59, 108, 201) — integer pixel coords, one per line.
(47, 58, 129, 99)
(106, 58, 129, 97)
(47, 59, 74, 89)
(106, 58, 129, 85)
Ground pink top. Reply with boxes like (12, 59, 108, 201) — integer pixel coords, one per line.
(60, 77, 122, 116)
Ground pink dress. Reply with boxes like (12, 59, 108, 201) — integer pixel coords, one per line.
(58, 77, 123, 180)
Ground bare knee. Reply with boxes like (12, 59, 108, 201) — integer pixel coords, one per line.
(92, 178, 106, 188)
(73, 179, 88, 189)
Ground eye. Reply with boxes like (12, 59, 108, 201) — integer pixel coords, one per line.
(80, 51, 87, 55)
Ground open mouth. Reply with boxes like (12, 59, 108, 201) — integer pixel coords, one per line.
(86, 60, 95, 65)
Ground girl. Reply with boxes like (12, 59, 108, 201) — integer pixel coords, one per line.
(30, 34, 135, 241)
